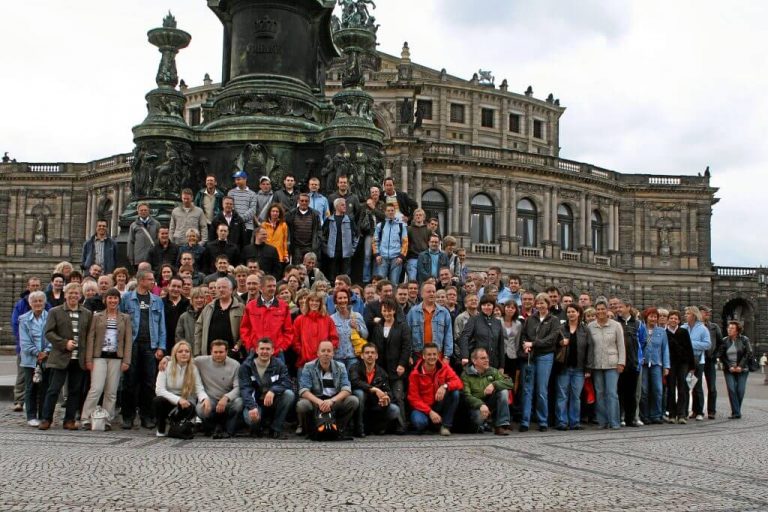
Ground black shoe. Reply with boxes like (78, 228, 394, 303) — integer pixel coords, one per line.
(539, 426, 548, 432)
(518, 425, 529, 432)
(270, 430, 288, 440)
(572, 425, 584, 431)
(122, 417, 134, 430)
(353, 427, 366, 438)
(212, 425, 225, 439)
(555, 425, 567, 431)
(140, 418, 156, 429)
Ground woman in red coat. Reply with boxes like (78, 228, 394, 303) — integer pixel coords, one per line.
(292, 291, 339, 374)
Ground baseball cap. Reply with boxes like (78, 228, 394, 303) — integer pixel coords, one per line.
(232, 170, 247, 179)
(259, 176, 271, 183)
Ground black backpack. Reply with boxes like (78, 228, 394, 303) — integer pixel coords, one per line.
(310, 410, 340, 441)
(167, 406, 195, 440)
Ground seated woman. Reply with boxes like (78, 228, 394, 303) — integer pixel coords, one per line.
(81, 288, 132, 430)
(153, 341, 207, 437)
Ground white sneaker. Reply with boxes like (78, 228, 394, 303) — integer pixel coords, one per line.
(27, 419, 40, 427)
(634, 419, 644, 426)
(156, 430, 167, 437)
(620, 421, 626, 427)
(695, 414, 704, 421)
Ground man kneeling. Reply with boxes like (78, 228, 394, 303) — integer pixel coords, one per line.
(461, 347, 514, 435)
(195, 340, 243, 439)
(297, 340, 359, 438)
(350, 343, 404, 436)
(408, 342, 463, 436)
(239, 337, 295, 439)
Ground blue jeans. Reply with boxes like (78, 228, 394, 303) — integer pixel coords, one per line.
(469, 389, 511, 429)
(641, 365, 664, 421)
(196, 397, 244, 435)
(555, 367, 585, 428)
(520, 352, 554, 428)
(723, 370, 748, 417)
(362, 235, 373, 283)
(405, 258, 418, 282)
(410, 390, 459, 431)
(592, 368, 620, 428)
(243, 389, 296, 433)
(24, 366, 49, 421)
(375, 256, 403, 284)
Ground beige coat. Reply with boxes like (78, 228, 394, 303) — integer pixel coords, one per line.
(85, 311, 133, 366)
(194, 299, 244, 356)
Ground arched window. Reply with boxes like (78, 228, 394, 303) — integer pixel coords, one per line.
(557, 204, 574, 251)
(470, 193, 495, 244)
(422, 189, 447, 233)
(591, 210, 604, 254)
(517, 198, 537, 247)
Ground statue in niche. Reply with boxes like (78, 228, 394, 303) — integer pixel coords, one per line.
(341, 51, 364, 88)
(659, 227, 671, 257)
(34, 212, 47, 244)
(130, 144, 158, 199)
(152, 141, 193, 197)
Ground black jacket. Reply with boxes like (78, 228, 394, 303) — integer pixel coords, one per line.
(558, 322, 590, 370)
(201, 239, 240, 273)
(240, 243, 281, 278)
(273, 188, 300, 213)
(369, 320, 412, 378)
(238, 351, 293, 411)
(458, 313, 506, 368)
(717, 335, 753, 371)
(666, 327, 696, 369)
(149, 241, 179, 272)
(349, 362, 392, 406)
(618, 315, 641, 371)
(520, 313, 561, 357)
(209, 210, 248, 250)
(705, 321, 724, 360)
(382, 191, 418, 220)
(363, 300, 406, 334)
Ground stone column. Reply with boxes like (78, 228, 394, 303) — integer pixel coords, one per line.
(613, 202, 620, 253)
(400, 157, 409, 193)
(86, 190, 95, 238)
(509, 181, 518, 255)
(452, 174, 460, 234)
(414, 160, 423, 206)
(580, 193, 588, 247)
(543, 188, 551, 243)
(609, 201, 616, 252)
(385, 162, 392, 179)
(681, 204, 689, 253)
(111, 187, 120, 237)
(500, 181, 509, 237)
(462, 177, 470, 238)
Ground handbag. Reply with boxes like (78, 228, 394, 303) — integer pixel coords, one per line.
(351, 328, 367, 356)
(167, 406, 195, 440)
(555, 344, 567, 365)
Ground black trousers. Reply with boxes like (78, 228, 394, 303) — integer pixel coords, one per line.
(618, 368, 639, 423)
(153, 396, 195, 431)
(666, 363, 690, 418)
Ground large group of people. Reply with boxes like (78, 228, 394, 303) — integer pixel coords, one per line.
(8, 172, 757, 439)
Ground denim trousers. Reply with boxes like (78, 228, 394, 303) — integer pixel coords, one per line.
(591, 368, 620, 428)
(555, 367, 585, 428)
(520, 352, 554, 428)
(640, 365, 664, 421)
(243, 389, 296, 433)
(410, 390, 459, 431)
(196, 396, 244, 435)
(375, 256, 403, 285)
(469, 389, 511, 429)
(723, 370, 748, 417)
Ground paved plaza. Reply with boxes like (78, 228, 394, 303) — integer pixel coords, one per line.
(0, 374, 766, 511)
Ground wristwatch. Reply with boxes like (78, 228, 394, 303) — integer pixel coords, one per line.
(442, 384, 448, 390)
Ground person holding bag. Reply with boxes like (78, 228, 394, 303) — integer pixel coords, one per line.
(718, 320, 753, 419)
(331, 288, 368, 370)
(154, 341, 208, 437)
(81, 288, 132, 430)
(18, 291, 51, 427)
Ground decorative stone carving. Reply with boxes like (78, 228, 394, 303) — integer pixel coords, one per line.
(657, 217, 674, 258)
(31, 204, 52, 245)
(478, 70, 495, 86)
(234, 143, 283, 186)
(130, 140, 193, 199)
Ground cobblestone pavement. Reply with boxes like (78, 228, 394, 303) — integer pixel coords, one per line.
(1, 375, 766, 511)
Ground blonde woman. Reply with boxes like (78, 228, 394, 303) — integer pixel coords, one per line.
(153, 341, 207, 437)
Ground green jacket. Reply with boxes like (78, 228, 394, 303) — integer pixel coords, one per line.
(460, 365, 514, 409)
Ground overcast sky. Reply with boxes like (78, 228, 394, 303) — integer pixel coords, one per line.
(1, 0, 765, 266)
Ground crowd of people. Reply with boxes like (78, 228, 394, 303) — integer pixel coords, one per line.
(8, 172, 757, 439)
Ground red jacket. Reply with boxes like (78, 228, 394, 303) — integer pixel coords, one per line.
(407, 358, 463, 414)
(240, 297, 294, 354)
(292, 311, 339, 368)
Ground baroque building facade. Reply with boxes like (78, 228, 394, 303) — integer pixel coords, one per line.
(0, 44, 765, 350)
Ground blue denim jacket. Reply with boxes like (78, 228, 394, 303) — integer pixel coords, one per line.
(120, 290, 167, 350)
(682, 321, 711, 364)
(298, 359, 352, 397)
(644, 326, 670, 368)
(407, 303, 454, 357)
(19, 310, 51, 368)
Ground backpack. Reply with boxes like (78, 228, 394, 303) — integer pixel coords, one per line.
(376, 220, 404, 250)
(310, 410, 340, 441)
(167, 406, 195, 440)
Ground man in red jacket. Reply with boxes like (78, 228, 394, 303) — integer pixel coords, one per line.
(240, 275, 294, 356)
(407, 343, 463, 436)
